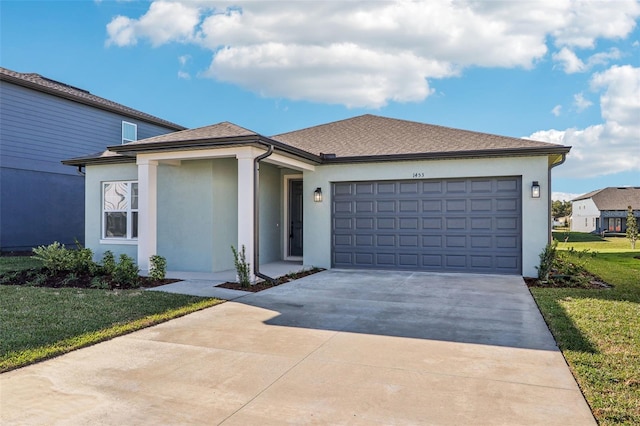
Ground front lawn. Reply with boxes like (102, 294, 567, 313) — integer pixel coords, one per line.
(531, 237, 640, 424)
(0, 256, 222, 372)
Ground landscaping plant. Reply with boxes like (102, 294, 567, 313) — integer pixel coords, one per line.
(113, 254, 140, 288)
(149, 255, 167, 281)
(536, 241, 557, 281)
(231, 245, 251, 287)
(626, 205, 638, 249)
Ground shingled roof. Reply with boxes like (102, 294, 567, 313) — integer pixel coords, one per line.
(573, 187, 640, 210)
(0, 67, 185, 131)
(272, 114, 568, 160)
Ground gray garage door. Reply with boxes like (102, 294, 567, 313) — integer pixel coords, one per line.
(332, 177, 522, 274)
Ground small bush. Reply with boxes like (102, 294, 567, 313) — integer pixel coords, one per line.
(231, 245, 251, 288)
(113, 254, 140, 288)
(90, 276, 110, 290)
(149, 255, 167, 281)
(101, 251, 116, 275)
(536, 241, 558, 281)
(32, 242, 74, 273)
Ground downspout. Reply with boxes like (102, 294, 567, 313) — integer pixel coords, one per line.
(548, 153, 568, 243)
(254, 143, 276, 284)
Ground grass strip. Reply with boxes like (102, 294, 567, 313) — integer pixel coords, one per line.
(1, 296, 222, 373)
(530, 247, 639, 425)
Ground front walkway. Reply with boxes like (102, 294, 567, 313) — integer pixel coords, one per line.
(0, 270, 595, 425)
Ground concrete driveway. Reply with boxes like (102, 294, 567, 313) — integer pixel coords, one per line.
(1, 270, 595, 425)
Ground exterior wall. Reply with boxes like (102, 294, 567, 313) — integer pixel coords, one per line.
(85, 158, 285, 273)
(258, 163, 283, 265)
(571, 199, 600, 233)
(0, 80, 178, 251)
(84, 163, 138, 261)
(303, 155, 551, 278)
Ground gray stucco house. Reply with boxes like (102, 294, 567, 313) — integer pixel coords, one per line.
(0, 67, 184, 251)
(571, 187, 640, 233)
(64, 115, 570, 278)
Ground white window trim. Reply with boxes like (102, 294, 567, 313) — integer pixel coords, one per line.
(122, 121, 137, 144)
(102, 181, 138, 243)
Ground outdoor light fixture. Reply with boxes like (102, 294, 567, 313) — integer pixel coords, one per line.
(314, 187, 323, 202)
(531, 181, 541, 198)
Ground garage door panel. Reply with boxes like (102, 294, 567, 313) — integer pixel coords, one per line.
(332, 177, 521, 274)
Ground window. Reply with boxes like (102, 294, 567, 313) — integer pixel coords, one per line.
(103, 181, 138, 240)
(122, 121, 137, 144)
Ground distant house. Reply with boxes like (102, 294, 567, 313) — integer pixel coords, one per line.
(0, 67, 185, 252)
(571, 187, 640, 233)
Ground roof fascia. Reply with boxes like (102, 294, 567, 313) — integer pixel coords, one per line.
(0, 73, 185, 131)
(109, 135, 323, 164)
(320, 146, 572, 164)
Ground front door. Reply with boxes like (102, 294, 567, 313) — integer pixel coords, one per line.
(289, 180, 303, 257)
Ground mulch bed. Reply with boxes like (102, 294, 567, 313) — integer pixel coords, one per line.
(217, 267, 324, 292)
(524, 276, 611, 289)
(1, 268, 179, 290)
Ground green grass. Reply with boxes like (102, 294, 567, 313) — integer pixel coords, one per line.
(0, 256, 42, 274)
(552, 231, 636, 252)
(0, 256, 223, 372)
(531, 236, 640, 424)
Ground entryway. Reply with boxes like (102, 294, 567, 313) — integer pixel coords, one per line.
(285, 177, 303, 259)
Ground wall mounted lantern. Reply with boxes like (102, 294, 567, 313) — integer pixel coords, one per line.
(531, 181, 541, 198)
(314, 187, 323, 202)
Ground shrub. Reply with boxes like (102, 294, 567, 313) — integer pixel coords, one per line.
(149, 255, 167, 281)
(90, 276, 110, 290)
(536, 241, 557, 281)
(32, 242, 74, 273)
(231, 245, 251, 288)
(113, 254, 140, 288)
(71, 247, 96, 274)
(627, 205, 638, 249)
(101, 251, 116, 275)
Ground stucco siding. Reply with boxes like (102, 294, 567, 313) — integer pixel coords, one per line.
(303, 156, 551, 278)
(258, 163, 282, 265)
(157, 161, 215, 272)
(84, 163, 138, 261)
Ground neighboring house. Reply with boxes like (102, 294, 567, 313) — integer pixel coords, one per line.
(64, 115, 570, 278)
(571, 187, 640, 233)
(0, 67, 185, 251)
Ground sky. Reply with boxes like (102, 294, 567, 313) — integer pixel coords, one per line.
(1, 0, 639, 201)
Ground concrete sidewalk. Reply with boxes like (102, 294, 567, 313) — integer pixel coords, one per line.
(0, 270, 595, 425)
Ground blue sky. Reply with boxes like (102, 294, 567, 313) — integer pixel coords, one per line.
(1, 0, 639, 200)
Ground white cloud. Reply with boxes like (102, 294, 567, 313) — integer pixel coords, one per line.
(552, 47, 585, 73)
(573, 93, 593, 112)
(177, 70, 190, 80)
(105, 1, 640, 107)
(551, 105, 562, 116)
(178, 55, 190, 66)
(530, 65, 640, 179)
(106, 1, 200, 47)
(552, 192, 580, 202)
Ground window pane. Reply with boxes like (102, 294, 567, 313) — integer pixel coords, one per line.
(131, 183, 138, 210)
(132, 212, 138, 238)
(122, 122, 137, 143)
(104, 183, 129, 211)
(105, 212, 127, 237)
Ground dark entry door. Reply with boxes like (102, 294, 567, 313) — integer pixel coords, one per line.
(289, 180, 303, 257)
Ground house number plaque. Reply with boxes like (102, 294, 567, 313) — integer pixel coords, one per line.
(412, 172, 425, 178)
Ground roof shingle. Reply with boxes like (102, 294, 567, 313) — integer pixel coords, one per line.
(573, 187, 640, 210)
(0, 67, 185, 130)
(272, 114, 567, 158)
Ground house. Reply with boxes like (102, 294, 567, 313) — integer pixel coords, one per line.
(63, 115, 570, 278)
(571, 187, 640, 233)
(0, 67, 184, 251)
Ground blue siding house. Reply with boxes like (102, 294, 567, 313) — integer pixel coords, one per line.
(0, 67, 185, 252)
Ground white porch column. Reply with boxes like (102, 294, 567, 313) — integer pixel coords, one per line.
(236, 150, 255, 280)
(137, 158, 158, 271)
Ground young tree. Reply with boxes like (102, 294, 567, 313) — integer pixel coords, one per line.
(626, 206, 638, 249)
